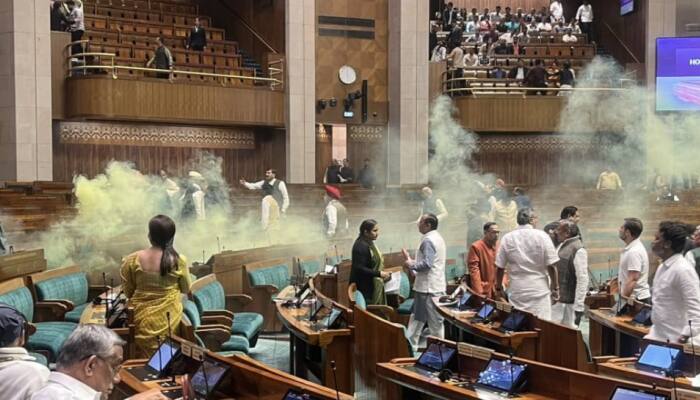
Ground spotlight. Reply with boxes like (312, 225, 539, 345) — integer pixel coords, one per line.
(316, 99, 327, 113)
(329, 97, 337, 107)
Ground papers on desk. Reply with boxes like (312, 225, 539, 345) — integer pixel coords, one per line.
(324, 264, 336, 274)
(384, 272, 402, 294)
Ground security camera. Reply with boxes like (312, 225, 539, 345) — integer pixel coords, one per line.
(329, 97, 337, 107)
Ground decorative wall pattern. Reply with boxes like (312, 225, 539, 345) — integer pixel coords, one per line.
(348, 125, 385, 143)
(477, 135, 593, 152)
(57, 121, 256, 149)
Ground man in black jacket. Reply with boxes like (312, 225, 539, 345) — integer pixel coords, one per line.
(186, 17, 207, 51)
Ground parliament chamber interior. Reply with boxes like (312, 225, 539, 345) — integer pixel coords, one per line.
(2, 0, 700, 399)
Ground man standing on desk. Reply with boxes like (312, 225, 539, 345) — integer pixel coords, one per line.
(495, 208, 560, 321)
(240, 169, 290, 230)
(402, 213, 447, 349)
(645, 221, 700, 344)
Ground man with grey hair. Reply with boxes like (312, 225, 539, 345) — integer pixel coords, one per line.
(32, 324, 165, 400)
(495, 208, 560, 320)
(552, 220, 589, 328)
(416, 187, 448, 222)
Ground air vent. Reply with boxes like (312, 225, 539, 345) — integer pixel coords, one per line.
(686, 23, 700, 32)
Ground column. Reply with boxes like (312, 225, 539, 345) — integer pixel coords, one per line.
(646, 0, 677, 90)
(0, 0, 53, 181)
(387, 0, 430, 185)
(284, 0, 316, 184)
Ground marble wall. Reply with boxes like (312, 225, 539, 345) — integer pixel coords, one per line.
(0, 0, 53, 181)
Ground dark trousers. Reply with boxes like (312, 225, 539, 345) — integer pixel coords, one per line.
(71, 30, 84, 56)
(450, 68, 464, 96)
(580, 22, 593, 43)
(190, 44, 204, 51)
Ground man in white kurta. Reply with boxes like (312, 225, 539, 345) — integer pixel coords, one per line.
(240, 169, 290, 230)
(646, 221, 700, 344)
(402, 214, 447, 349)
(495, 209, 560, 321)
(617, 218, 651, 302)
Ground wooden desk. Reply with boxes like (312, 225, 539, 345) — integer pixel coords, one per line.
(435, 299, 539, 360)
(377, 337, 672, 400)
(116, 336, 354, 400)
(0, 249, 46, 280)
(588, 308, 649, 357)
(275, 285, 354, 394)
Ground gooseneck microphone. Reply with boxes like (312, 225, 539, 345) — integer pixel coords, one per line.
(690, 320, 698, 377)
(667, 339, 679, 400)
(330, 360, 340, 400)
(166, 312, 175, 383)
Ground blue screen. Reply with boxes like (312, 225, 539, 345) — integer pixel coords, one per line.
(283, 390, 320, 400)
(191, 360, 227, 396)
(656, 37, 700, 111)
(611, 387, 668, 400)
(417, 343, 456, 371)
(146, 342, 177, 372)
(458, 293, 472, 308)
(633, 308, 651, 324)
(620, 0, 634, 15)
(638, 344, 680, 370)
(477, 359, 527, 392)
(322, 308, 341, 328)
(501, 312, 526, 331)
(477, 304, 495, 319)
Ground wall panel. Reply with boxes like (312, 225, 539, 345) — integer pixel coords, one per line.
(455, 96, 565, 132)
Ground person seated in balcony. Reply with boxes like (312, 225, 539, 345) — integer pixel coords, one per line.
(492, 39, 512, 55)
(431, 40, 447, 62)
(463, 47, 479, 67)
(465, 15, 478, 34)
(537, 16, 553, 32)
(146, 37, 173, 80)
(562, 29, 578, 43)
(553, 20, 567, 34)
(508, 59, 529, 81)
(489, 63, 507, 79)
(525, 59, 548, 95)
(558, 61, 576, 95)
(186, 17, 207, 51)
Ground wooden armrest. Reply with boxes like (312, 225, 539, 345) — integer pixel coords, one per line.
(39, 300, 75, 310)
(226, 293, 253, 305)
(251, 284, 280, 295)
(593, 355, 623, 364)
(202, 309, 234, 318)
(201, 315, 233, 327)
(195, 326, 231, 351)
(367, 305, 398, 321)
(34, 301, 73, 322)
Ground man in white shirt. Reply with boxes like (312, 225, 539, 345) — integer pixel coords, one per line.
(562, 29, 578, 43)
(68, 0, 85, 58)
(463, 47, 479, 67)
(0, 305, 49, 400)
(180, 171, 206, 221)
(576, 0, 594, 42)
(549, 0, 564, 22)
(447, 44, 465, 93)
(431, 41, 447, 62)
(32, 324, 165, 400)
(552, 220, 589, 328)
(322, 185, 348, 238)
(489, 6, 503, 24)
(495, 209, 560, 320)
(617, 218, 651, 303)
(240, 169, 290, 230)
(416, 187, 448, 222)
(402, 214, 447, 348)
(645, 222, 700, 345)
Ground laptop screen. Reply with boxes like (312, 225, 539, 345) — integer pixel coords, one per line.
(476, 358, 527, 393)
(501, 312, 526, 332)
(632, 308, 652, 325)
(476, 303, 495, 320)
(458, 293, 472, 309)
(638, 344, 680, 371)
(416, 343, 456, 371)
(609, 387, 669, 400)
(146, 341, 178, 373)
(282, 389, 321, 400)
(321, 308, 342, 329)
(191, 360, 228, 397)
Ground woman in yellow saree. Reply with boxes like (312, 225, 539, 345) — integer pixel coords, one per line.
(120, 215, 191, 357)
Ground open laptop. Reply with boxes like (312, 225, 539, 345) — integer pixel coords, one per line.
(632, 307, 652, 326)
(635, 343, 681, 376)
(475, 357, 528, 395)
(497, 311, 527, 333)
(125, 340, 180, 381)
(190, 359, 230, 400)
(409, 342, 456, 377)
(282, 389, 322, 400)
(609, 386, 669, 400)
(472, 303, 495, 322)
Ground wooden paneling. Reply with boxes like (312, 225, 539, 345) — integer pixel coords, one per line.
(65, 76, 285, 126)
(346, 124, 387, 187)
(52, 32, 71, 119)
(315, 0, 388, 125)
(562, 0, 647, 79)
(454, 96, 565, 132)
(315, 125, 332, 184)
(52, 126, 286, 182)
(449, 0, 550, 11)
(429, 62, 447, 101)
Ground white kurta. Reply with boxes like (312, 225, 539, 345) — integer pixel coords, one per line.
(645, 254, 700, 344)
(618, 238, 651, 300)
(243, 179, 290, 228)
(495, 224, 559, 321)
(551, 246, 589, 328)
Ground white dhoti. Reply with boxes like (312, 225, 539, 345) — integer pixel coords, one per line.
(551, 303, 576, 328)
(261, 195, 280, 230)
(510, 291, 552, 321)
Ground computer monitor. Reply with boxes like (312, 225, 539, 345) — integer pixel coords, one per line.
(500, 311, 526, 332)
(609, 386, 669, 400)
(457, 293, 472, 310)
(415, 342, 456, 372)
(146, 340, 179, 376)
(282, 389, 321, 400)
(632, 307, 652, 326)
(320, 308, 342, 329)
(475, 303, 495, 321)
(476, 358, 528, 394)
(636, 344, 680, 374)
(191, 359, 229, 399)
(296, 282, 312, 307)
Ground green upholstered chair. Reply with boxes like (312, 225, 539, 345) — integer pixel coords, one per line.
(189, 274, 263, 347)
(0, 278, 77, 362)
(243, 258, 291, 332)
(347, 283, 398, 322)
(396, 271, 414, 316)
(445, 245, 467, 285)
(182, 299, 249, 354)
(29, 266, 90, 323)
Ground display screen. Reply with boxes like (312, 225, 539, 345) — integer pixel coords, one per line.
(610, 386, 669, 400)
(476, 303, 495, 320)
(416, 343, 456, 371)
(458, 293, 472, 309)
(191, 360, 228, 396)
(638, 344, 680, 371)
(620, 0, 634, 15)
(321, 308, 342, 328)
(632, 308, 652, 325)
(656, 37, 700, 111)
(501, 312, 526, 332)
(477, 358, 527, 392)
(146, 341, 178, 372)
(282, 389, 321, 400)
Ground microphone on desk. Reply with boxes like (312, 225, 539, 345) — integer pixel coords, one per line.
(689, 320, 700, 388)
(166, 312, 176, 384)
(666, 339, 679, 400)
(156, 335, 163, 376)
(330, 360, 340, 400)
(103, 273, 110, 325)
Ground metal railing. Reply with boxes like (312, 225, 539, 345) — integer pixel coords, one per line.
(65, 40, 283, 88)
(268, 59, 284, 91)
